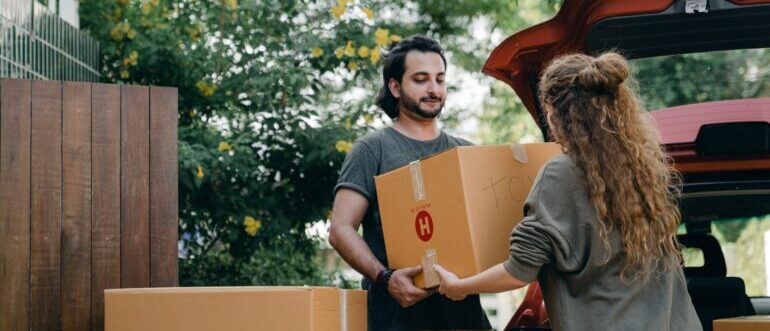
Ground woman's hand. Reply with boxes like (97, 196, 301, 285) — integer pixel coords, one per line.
(433, 264, 467, 301)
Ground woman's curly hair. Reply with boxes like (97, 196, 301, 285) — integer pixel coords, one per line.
(538, 52, 682, 281)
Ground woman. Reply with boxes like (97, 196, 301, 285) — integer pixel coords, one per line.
(433, 52, 702, 330)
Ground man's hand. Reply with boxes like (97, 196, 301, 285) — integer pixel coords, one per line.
(387, 266, 435, 307)
(433, 264, 467, 301)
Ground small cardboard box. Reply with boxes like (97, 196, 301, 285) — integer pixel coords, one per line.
(714, 316, 770, 331)
(375, 143, 562, 288)
(105, 287, 366, 331)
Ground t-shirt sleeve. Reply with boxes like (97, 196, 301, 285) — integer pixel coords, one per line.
(502, 159, 583, 283)
(334, 140, 379, 202)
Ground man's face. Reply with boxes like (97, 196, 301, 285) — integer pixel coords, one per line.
(390, 51, 446, 120)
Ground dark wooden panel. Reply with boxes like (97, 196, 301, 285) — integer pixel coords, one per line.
(150, 87, 179, 287)
(30, 80, 62, 331)
(91, 83, 121, 331)
(120, 85, 150, 288)
(61, 82, 93, 331)
(0, 78, 32, 331)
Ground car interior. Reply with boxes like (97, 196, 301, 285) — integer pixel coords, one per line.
(679, 178, 770, 330)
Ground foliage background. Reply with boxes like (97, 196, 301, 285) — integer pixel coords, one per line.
(79, 0, 770, 295)
(78, 0, 560, 287)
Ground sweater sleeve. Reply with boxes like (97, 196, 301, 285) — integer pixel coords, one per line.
(503, 156, 585, 283)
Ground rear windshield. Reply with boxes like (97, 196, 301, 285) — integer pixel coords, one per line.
(681, 214, 770, 297)
(631, 48, 770, 111)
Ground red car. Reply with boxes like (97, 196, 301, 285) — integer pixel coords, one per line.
(484, 1, 770, 330)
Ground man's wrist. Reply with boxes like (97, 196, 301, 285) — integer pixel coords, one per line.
(375, 267, 394, 289)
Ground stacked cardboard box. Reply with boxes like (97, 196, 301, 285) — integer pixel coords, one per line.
(376, 143, 562, 288)
(714, 316, 770, 331)
(105, 287, 366, 331)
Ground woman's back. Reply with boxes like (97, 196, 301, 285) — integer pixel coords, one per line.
(505, 154, 702, 331)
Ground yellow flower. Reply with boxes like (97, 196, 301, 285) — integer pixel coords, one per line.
(374, 28, 389, 46)
(187, 25, 201, 41)
(141, 2, 153, 15)
(218, 141, 232, 152)
(196, 165, 204, 178)
(243, 216, 262, 237)
(390, 34, 401, 42)
(335, 140, 353, 153)
(124, 51, 138, 66)
(331, 5, 345, 20)
(362, 7, 374, 20)
(196, 81, 216, 97)
(344, 41, 355, 57)
(110, 25, 124, 41)
(357, 46, 370, 58)
(120, 22, 131, 33)
(223, 0, 238, 10)
(335, 47, 344, 59)
(311, 47, 324, 58)
(126, 29, 136, 40)
(338, 0, 348, 6)
(347, 61, 359, 71)
(120, 70, 129, 79)
(364, 114, 374, 124)
(369, 47, 381, 64)
(111, 8, 123, 22)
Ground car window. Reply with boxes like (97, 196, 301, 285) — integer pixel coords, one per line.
(631, 48, 770, 111)
(709, 214, 770, 297)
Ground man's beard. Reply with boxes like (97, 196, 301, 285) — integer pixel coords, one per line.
(400, 91, 444, 119)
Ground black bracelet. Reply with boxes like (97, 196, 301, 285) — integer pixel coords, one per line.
(375, 268, 394, 289)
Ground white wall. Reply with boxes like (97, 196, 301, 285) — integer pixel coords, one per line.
(58, 0, 79, 29)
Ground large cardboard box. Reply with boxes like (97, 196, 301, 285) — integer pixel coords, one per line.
(714, 316, 770, 331)
(105, 286, 366, 331)
(375, 143, 562, 288)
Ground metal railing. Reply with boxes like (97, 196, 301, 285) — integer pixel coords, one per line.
(0, 0, 100, 82)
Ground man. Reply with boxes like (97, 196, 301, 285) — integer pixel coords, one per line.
(329, 35, 491, 331)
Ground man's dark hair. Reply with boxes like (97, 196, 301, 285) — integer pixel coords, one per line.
(375, 35, 447, 119)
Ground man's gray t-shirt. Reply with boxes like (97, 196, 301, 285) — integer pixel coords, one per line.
(334, 127, 491, 331)
(504, 154, 702, 331)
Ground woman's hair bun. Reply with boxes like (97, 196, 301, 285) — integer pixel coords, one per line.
(574, 52, 629, 94)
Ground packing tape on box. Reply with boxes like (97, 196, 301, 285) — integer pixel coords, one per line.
(511, 144, 529, 164)
(340, 290, 348, 331)
(409, 160, 427, 201)
(422, 249, 440, 288)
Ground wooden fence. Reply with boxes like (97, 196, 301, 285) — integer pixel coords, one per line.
(0, 78, 179, 331)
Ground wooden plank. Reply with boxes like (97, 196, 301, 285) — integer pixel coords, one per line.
(61, 82, 92, 331)
(30, 80, 62, 331)
(0, 78, 31, 331)
(91, 83, 121, 331)
(149, 86, 179, 287)
(121, 85, 150, 288)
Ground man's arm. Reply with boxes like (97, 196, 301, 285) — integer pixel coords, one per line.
(328, 188, 383, 281)
(329, 188, 433, 307)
